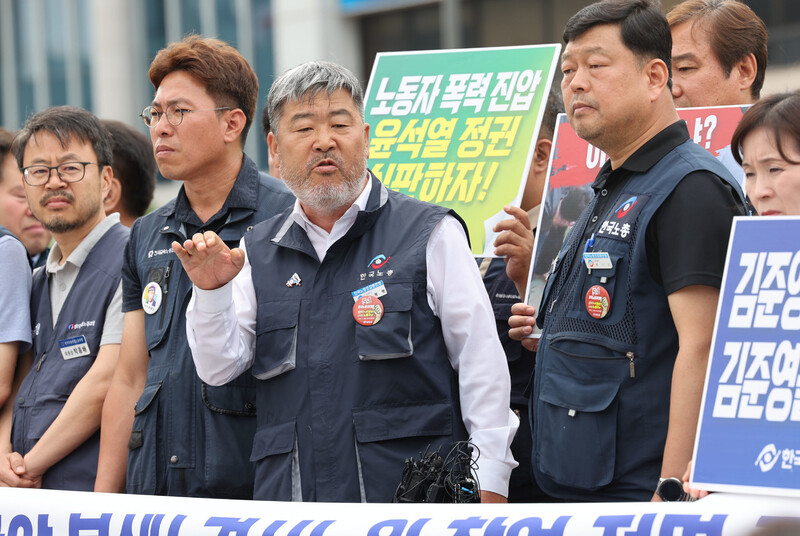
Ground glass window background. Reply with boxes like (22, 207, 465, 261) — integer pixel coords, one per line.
(1, 0, 274, 171)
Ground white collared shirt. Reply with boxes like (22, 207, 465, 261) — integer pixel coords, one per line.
(186, 178, 518, 496)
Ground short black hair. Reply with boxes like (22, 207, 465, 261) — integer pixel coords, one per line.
(564, 0, 672, 88)
(102, 119, 156, 218)
(12, 105, 113, 168)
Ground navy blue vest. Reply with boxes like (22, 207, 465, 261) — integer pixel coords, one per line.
(126, 159, 294, 498)
(532, 140, 745, 501)
(13, 222, 129, 491)
(244, 174, 468, 502)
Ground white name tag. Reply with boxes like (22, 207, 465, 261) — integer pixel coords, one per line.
(59, 335, 91, 360)
(352, 280, 387, 301)
(583, 252, 613, 270)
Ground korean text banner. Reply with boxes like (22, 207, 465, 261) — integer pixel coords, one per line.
(0, 488, 799, 535)
(364, 45, 561, 256)
(692, 216, 800, 497)
(525, 105, 751, 329)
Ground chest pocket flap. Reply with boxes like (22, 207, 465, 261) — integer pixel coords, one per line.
(355, 283, 413, 361)
(254, 301, 299, 380)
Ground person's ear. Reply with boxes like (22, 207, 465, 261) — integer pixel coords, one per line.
(104, 173, 122, 216)
(645, 58, 670, 101)
(222, 109, 247, 143)
(733, 53, 758, 94)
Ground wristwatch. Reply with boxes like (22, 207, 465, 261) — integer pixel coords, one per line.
(656, 477, 694, 502)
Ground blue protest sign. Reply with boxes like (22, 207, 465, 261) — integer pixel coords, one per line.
(692, 216, 800, 497)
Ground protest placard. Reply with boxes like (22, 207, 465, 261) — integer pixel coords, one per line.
(692, 216, 800, 497)
(364, 45, 561, 255)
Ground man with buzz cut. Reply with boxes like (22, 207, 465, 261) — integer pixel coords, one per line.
(0, 106, 127, 490)
(509, 0, 747, 502)
(178, 60, 518, 503)
(95, 36, 293, 498)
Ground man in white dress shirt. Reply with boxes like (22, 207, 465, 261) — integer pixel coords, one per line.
(176, 60, 517, 502)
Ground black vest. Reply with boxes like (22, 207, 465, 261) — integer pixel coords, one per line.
(245, 174, 468, 502)
(13, 222, 128, 491)
(125, 156, 294, 497)
(532, 139, 745, 501)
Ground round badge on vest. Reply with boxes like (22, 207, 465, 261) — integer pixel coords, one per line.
(142, 282, 163, 315)
(585, 284, 610, 319)
(353, 295, 384, 326)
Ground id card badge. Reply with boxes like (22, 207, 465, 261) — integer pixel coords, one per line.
(59, 335, 91, 360)
(583, 251, 613, 270)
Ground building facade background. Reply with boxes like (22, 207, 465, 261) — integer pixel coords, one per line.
(1, 0, 797, 182)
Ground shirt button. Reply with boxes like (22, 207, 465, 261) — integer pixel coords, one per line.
(591, 215, 598, 222)
(59, 283, 66, 291)
(170, 455, 178, 464)
(17, 397, 24, 405)
(601, 189, 608, 196)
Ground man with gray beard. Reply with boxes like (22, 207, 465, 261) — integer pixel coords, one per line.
(176, 60, 518, 502)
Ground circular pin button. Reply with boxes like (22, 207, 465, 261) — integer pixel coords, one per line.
(353, 295, 384, 326)
(142, 282, 163, 315)
(585, 285, 610, 319)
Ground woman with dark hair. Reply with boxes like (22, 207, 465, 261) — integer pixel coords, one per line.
(732, 90, 800, 216)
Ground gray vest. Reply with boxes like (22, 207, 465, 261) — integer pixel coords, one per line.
(13, 222, 128, 491)
(245, 174, 468, 502)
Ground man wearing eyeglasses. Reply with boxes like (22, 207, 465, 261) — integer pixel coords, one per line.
(94, 36, 293, 498)
(0, 106, 128, 490)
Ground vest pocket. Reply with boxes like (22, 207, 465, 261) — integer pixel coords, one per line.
(53, 326, 101, 397)
(127, 380, 162, 495)
(352, 402, 454, 502)
(253, 301, 298, 380)
(536, 369, 620, 490)
(355, 283, 413, 361)
(250, 419, 299, 501)
(201, 378, 258, 499)
(566, 253, 626, 324)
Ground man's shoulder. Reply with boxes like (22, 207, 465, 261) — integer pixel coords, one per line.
(254, 171, 295, 213)
(385, 187, 449, 216)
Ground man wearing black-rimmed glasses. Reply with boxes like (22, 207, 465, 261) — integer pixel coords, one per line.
(0, 106, 128, 490)
(95, 35, 293, 498)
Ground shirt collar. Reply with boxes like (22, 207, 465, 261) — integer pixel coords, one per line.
(170, 153, 261, 224)
(46, 213, 121, 273)
(592, 120, 690, 190)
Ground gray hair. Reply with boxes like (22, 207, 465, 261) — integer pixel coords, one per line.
(267, 61, 364, 136)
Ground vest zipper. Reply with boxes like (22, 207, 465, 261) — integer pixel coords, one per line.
(159, 261, 172, 330)
(627, 351, 635, 378)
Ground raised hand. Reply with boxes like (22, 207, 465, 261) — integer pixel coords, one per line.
(172, 231, 246, 290)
